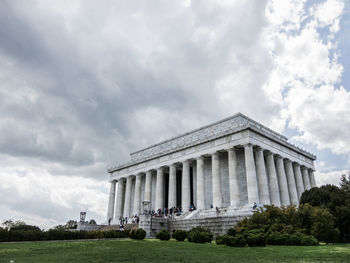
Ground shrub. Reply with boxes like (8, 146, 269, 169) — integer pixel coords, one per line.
(216, 234, 232, 245)
(266, 232, 284, 245)
(230, 235, 246, 247)
(187, 227, 213, 243)
(173, 230, 187, 241)
(300, 235, 319, 246)
(246, 231, 266, 247)
(300, 184, 350, 242)
(266, 232, 318, 246)
(0, 228, 9, 242)
(156, 230, 170, 241)
(227, 227, 237, 236)
(130, 228, 146, 240)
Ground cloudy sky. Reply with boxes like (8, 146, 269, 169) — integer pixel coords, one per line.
(0, 0, 349, 229)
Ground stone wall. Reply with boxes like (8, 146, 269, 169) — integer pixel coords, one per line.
(144, 215, 251, 238)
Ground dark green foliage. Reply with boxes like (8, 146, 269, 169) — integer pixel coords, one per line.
(10, 224, 41, 232)
(227, 227, 237, 236)
(0, 227, 130, 242)
(299, 235, 319, 246)
(215, 234, 232, 245)
(129, 228, 146, 240)
(245, 230, 266, 247)
(89, 219, 97, 225)
(340, 173, 350, 195)
(300, 184, 350, 242)
(232, 204, 337, 243)
(230, 235, 246, 247)
(266, 232, 318, 246)
(173, 230, 187, 241)
(0, 227, 9, 242)
(187, 227, 213, 243)
(156, 230, 170, 240)
(65, 220, 78, 229)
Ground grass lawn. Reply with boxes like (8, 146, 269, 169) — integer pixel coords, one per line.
(0, 239, 349, 263)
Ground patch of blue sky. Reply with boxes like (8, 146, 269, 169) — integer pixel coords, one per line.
(337, 3, 350, 91)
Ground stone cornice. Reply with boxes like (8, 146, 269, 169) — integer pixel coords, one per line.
(108, 113, 316, 173)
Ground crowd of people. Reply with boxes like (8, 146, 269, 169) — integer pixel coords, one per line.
(108, 205, 197, 228)
(117, 215, 139, 230)
(146, 205, 196, 218)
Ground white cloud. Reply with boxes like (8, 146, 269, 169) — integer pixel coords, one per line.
(0, 156, 108, 229)
(315, 169, 347, 186)
(263, 0, 349, 166)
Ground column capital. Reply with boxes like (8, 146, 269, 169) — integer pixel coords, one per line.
(226, 147, 236, 153)
(284, 158, 292, 164)
(274, 154, 283, 159)
(211, 152, 219, 159)
(253, 145, 264, 152)
(243, 143, 253, 148)
(196, 156, 204, 161)
(182, 159, 190, 164)
(300, 165, 308, 170)
(292, 161, 300, 167)
(265, 150, 276, 156)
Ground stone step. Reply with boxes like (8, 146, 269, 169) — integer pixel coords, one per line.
(99, 223, 139, 231)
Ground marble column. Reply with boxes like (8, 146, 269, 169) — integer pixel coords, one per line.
(196, 156, 206, 210)
(114, 178, 125, 220)
(244, 144, 259, 205)
(182, 160, 191, 212)
(123, 176, 133, 218)
(155, 168, 164, 210)
(106, 180, 116, 221)
(309, 169, 317, 188)
(144, 170, 152, 203)
(276, 156, 290, 206)
(293, 163, 304, 198)
(301, 166, 311, 190)
(284, 160, 298, 205)
(266, 152, 281, 206)
(133, 174, 142, 216)
(168, 164, 177, 209)
(227, 148, 240, 206)
(254, 147, 270, 205)
(212, 152, 222, 208)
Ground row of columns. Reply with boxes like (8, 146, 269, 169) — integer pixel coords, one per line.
(107, 144, 316, 221)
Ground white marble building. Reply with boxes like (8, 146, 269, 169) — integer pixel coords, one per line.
(106, 113, 316, 222)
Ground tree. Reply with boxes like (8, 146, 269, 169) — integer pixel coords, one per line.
(340, 172, 350, 195)
(65, 220, 77, 229)
(300, 184, 350, 242)
(2, 220, 26, 230)
(53, 225, 66, 230)
(89, 219, 97, 225)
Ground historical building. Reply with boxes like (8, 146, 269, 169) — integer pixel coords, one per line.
(106, 113, 316, 234)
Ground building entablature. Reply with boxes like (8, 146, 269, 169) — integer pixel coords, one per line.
(108, 113, 315, 175)
(109, 128, 315, 182)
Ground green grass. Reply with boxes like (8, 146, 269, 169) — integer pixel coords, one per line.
(0, 239, 349, 263)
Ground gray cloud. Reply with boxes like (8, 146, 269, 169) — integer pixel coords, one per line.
(0, 0, 277, 179)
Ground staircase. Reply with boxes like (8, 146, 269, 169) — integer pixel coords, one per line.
(99, 223, 139, 231)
